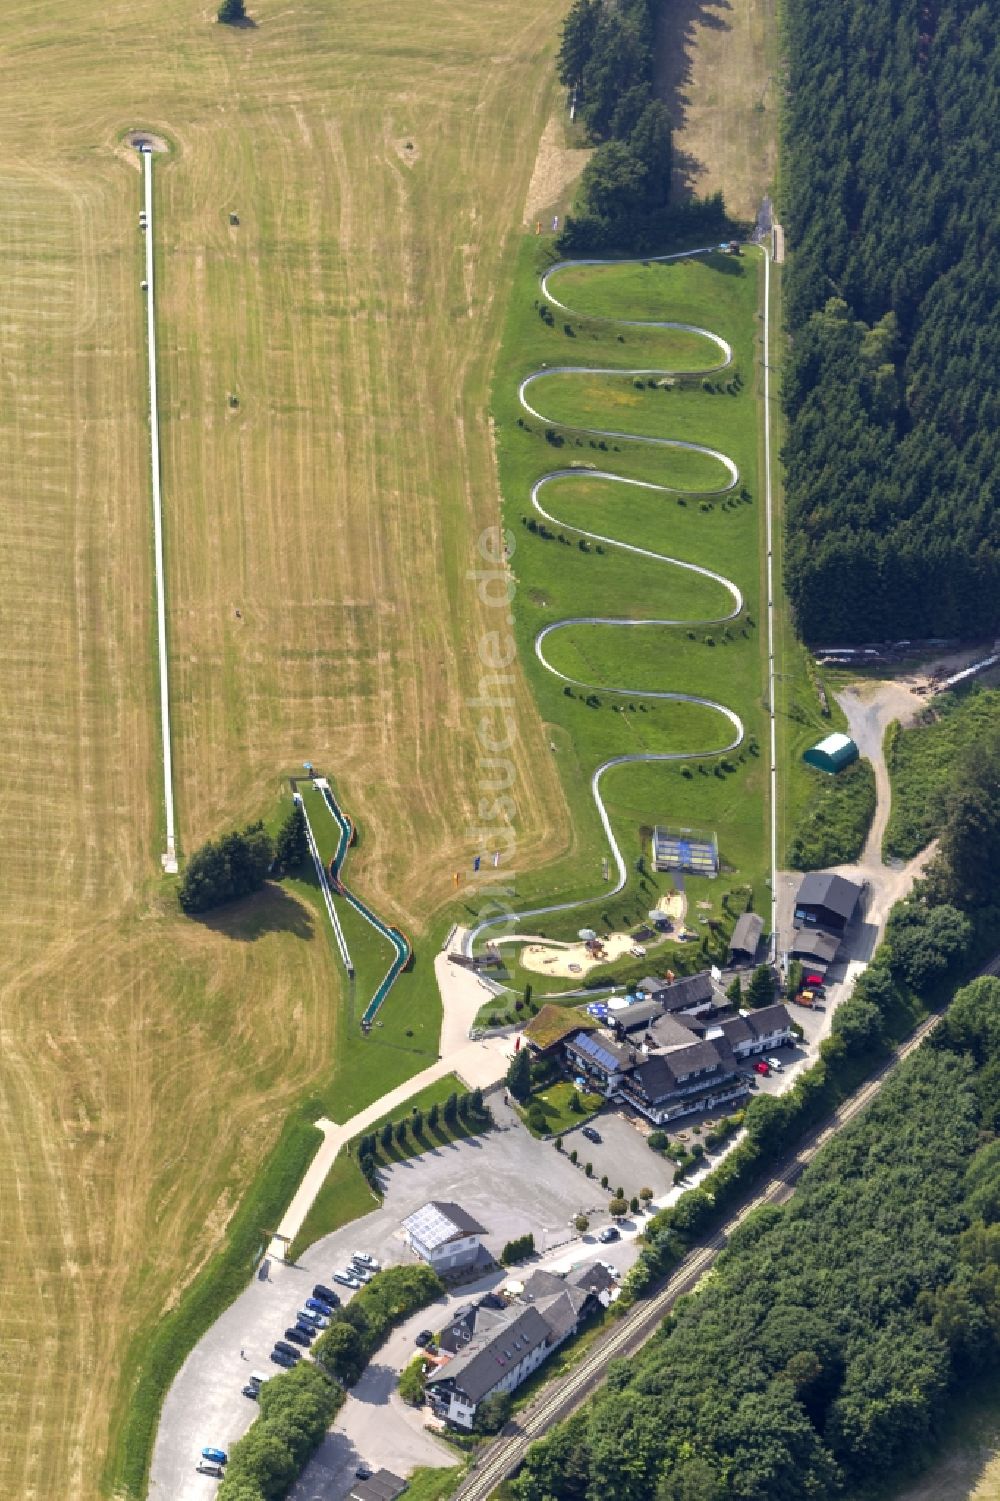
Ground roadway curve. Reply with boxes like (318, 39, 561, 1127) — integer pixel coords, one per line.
(453, 953, 1000, 1500)
(465, 247, 753, 953)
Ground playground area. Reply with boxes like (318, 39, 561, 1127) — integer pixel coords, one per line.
(514, 890, 688, 978)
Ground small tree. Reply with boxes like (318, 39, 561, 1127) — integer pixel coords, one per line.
(411, 1108, 424, 1137)
(585, 1161, 594, 1178)
(575, 1214, 590, 1233)
(443, 1091, 459, 1126)
(569, 1089, 584, 1114)
(615, 1186, 624, 1200)
(217, 0, 247, 21)
(630, 1195, 640, 1215)
(395, 1118, 408, 1147)
(427, 1101, 440, 1131)
(313, 1321, 364, 1385)
(398, 1355, 427, 1406)
(470, 1086, 484, 1115)
(569, 1148, 578, 1165)
(506, 1049, 532, 1104)
(380, 1121, 394, 1152)
(609, 1196, 628, 1219)
(600, 1174, 609, 1189)
(726, 975, 743, 1006)
(554, 1135, 564, 1153)
(457, 1092, 472, 1122)
(275, 801, 308, 872)
(476, 1391, 512, 1435)
(746, 963, 776, 1009)
(639, 1186, 654, 1205)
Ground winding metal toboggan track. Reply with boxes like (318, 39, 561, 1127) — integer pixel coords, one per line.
(466, 247, 756, 953)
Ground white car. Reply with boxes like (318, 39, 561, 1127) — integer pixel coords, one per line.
(765, 1056, 785, 1073)
(334, 1271, 361, 1289)
(352, 1252, 378, 1268)
(298, 1309, 329, 1329)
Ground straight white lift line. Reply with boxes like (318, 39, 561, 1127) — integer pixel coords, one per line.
(142, 148, 178, 874)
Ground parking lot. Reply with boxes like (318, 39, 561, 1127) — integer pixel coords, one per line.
(149, 1096, 663, 1500)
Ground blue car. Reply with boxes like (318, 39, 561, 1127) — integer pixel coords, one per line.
(201, 1447, 228, 1466)
(305, 1296, 335, 1317)
(270, 1348, 297, 1369)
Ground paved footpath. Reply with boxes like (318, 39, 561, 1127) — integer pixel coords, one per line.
(270, 944, 511, 1257)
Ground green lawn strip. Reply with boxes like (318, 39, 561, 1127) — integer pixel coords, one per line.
(288, 1076, 491, 1262)
(885, 686, 1000, 860)
(519, 1081, 604, 1137)
(546, 253, 756, 330)
(287, 1154, 378, 1266)
(486, 237, 770, 965)
(403, 1467, 465, 1501)
(104, 1110, 323, 1499)
(786, 758, 877, 869)
(283, 867, 442, 1122)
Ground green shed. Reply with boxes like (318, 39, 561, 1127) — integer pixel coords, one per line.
(803, 732, 859, 774)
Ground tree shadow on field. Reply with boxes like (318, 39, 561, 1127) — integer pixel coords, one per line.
(655, 0, 733, 202)
(195, 883, 315, 943)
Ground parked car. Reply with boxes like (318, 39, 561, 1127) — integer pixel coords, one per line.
(196, 1462, 224, 1477)
(804, 974, 826, 990)
(351, 1265, 373, 1283)
(333, 1271, 362, 1289)
(201, 1448, 228, 1466)
(352, 1252, 377, 1267)
(415, 1329, 434, 1348)
(753, 1060, 770, 1076)
(356, 1465, 373, 1480)
(582, 1126, 602, 1144)
(298, 1309, 329, 1329)
(270, 1348, 297, 1369)
(305, 1297, 336, 1317)
(765, 1056, 784, 1073)
(242, 1384, 260, 1401)
(285, 1325, 313, 1347)
(598, 1226, 620, 1244)
(312, 1283, 341, 1306)
(273, 1341, 302, 1361)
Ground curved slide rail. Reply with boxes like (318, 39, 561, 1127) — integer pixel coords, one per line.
(313, 779, 412, 1027)
(466, 246, 762, 954)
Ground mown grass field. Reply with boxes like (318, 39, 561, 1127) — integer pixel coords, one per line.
(0, 2, 571, 1494)
(486, 242, 772, 953)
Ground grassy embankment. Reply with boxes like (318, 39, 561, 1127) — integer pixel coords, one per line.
(483, 242, 771, 986)
(885, 687, 1000, 861)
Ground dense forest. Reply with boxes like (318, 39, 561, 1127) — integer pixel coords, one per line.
(555, 0, 723, 251)
(783, 0, 1000, 643)
(886, 687, 1000, 859)
(514, 975, 1000, 1501)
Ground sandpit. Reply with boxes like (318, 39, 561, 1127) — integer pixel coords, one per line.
(516, 890, 689, 978)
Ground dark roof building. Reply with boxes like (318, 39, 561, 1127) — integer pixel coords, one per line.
(619, 1037, 749, 1125)
(637, 970, 718, 1015)
(564, 1029, 635, 1087)
(348, 1471, 407, 1501)
(612, 999, 664, 1035)
(788, 928, 840, 966)
(729, 911, 764, 965)
(794, 873, 862, 935)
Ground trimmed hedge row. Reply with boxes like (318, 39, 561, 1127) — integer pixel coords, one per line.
(217, 1361, 344, 1500)
(312, 1264, 443, 1385)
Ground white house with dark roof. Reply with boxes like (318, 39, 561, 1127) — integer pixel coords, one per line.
(401, 1201, 486, 1272)
(426, 1276, 598, 1429)
(618, 1037, 749, 1125)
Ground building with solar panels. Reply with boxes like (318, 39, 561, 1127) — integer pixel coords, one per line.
(401, 1201, 487, 1272)
(651, 825, 719, 875)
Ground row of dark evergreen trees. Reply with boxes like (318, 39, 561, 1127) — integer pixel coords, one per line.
(177, 802, 308, 914)
(783, 0, 1000, 643)
(555, 0, 676, 252)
